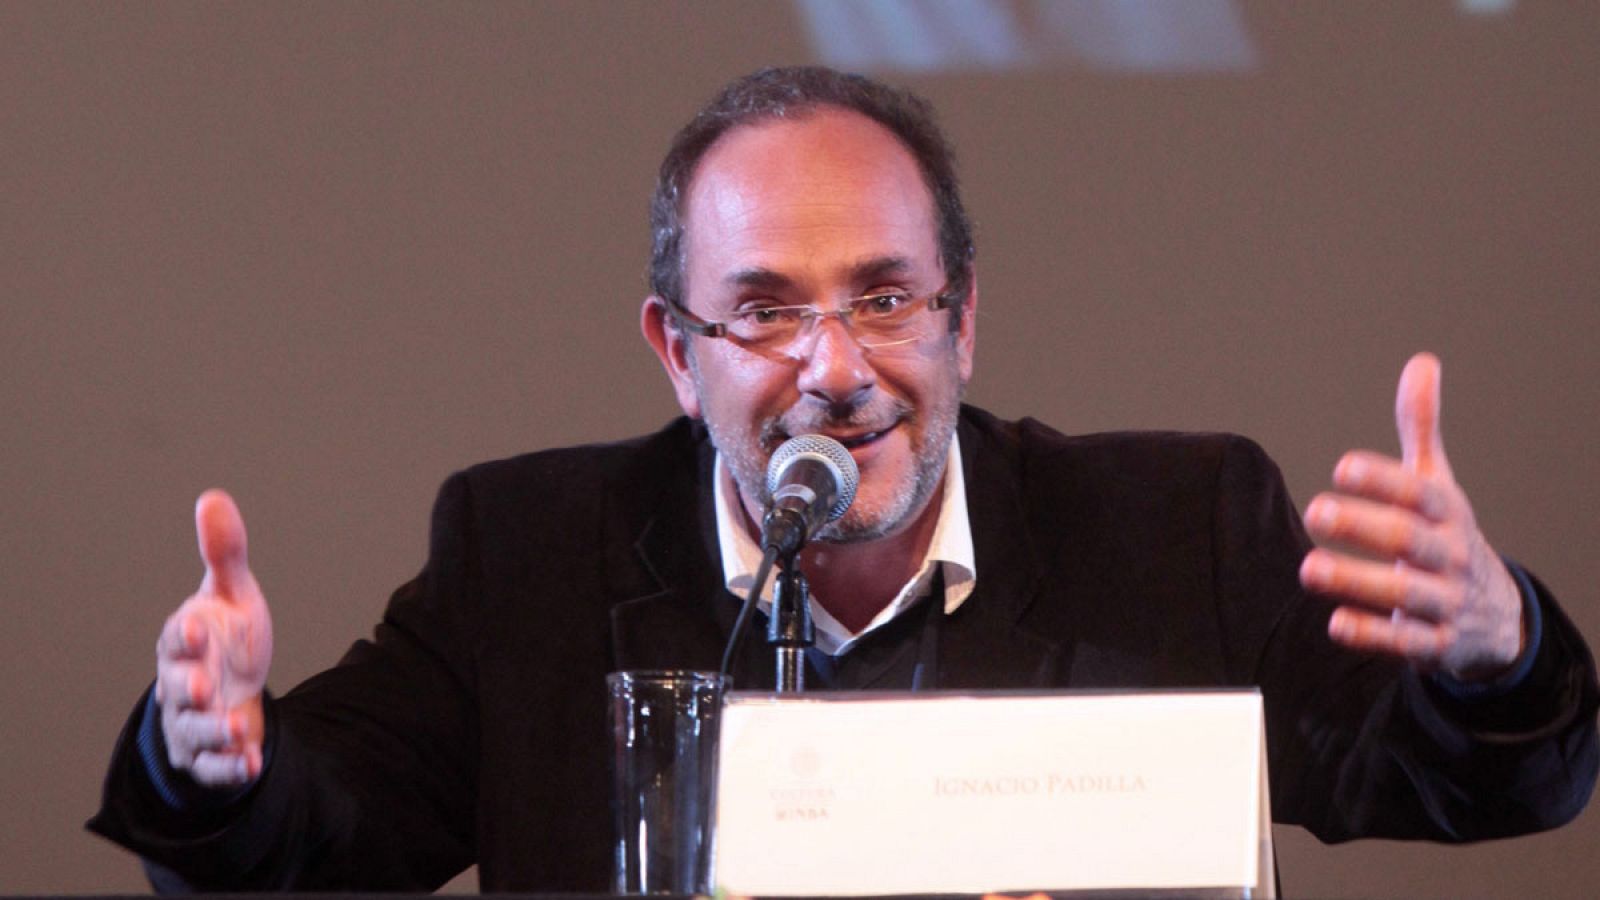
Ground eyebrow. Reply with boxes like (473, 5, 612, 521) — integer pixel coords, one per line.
(721, 256, 917, 293)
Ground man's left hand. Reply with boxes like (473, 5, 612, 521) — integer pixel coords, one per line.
(1298, 352, 1525, 681)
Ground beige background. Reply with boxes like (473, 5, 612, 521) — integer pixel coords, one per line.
(2, 2, 1596, 895)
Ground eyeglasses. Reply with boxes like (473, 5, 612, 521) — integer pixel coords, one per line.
(667, 284, 962, 353)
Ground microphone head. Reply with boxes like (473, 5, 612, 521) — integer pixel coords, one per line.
(765, 434, 860, 523)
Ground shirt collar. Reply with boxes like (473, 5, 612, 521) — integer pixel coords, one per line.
(713, 434, 976, 656)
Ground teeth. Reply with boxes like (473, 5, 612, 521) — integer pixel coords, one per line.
(840, 431, 882, 449)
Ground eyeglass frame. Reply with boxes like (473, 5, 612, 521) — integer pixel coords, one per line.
(662, 282, 967, 350)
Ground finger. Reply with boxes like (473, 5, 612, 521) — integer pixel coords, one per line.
(1303, 494, 1466, 573)
(1395, 352, 1452, 480)
(189, 749, 256, 787)
(166, 708, 237, 756)
(1331, 451, 1455, 523)
(1300, 549, 1463, 622)
(156, 610, 209, 662)
(1328, 606, 1452, 667)
(158, 662, 213, 712)
(196, 489, 251, 598)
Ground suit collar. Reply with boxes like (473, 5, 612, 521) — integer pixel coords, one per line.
(610, 409, 1063, 686)
(956, 407, 1046, 623)
(608, 422, 730, 673)
(937, 408, 1060, 687)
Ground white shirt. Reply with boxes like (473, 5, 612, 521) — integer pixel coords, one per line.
(713, 435, 977, 656)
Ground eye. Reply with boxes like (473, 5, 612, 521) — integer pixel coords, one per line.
(732, 303, 801, 330)
(857, 290, 914, 318)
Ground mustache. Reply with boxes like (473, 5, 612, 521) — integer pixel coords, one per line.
(758, 394, 915, 450)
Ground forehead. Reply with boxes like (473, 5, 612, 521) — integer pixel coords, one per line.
(681, 108, 940, 297)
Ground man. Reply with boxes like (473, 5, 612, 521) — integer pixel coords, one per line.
(90, 66, 1597, 891)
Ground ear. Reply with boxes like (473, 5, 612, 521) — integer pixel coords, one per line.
(954, 266, 978, 383)
(640, 295, 703, 419)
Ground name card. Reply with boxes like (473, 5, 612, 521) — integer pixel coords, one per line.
(714, 690, 1273, 897)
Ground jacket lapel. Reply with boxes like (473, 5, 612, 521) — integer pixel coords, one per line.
(608, 409, 1075, 688)
(937, 410, 1068, 688)
(608, 424, 730, 673)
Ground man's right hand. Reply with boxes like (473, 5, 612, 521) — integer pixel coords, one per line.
(154, 489, 274, 787)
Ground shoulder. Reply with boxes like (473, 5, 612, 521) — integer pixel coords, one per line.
(958, 404, 1280, 499)
(956, 404, 1294, 563)
(459, 417, 702, 492)
(429, 417, 708, 532)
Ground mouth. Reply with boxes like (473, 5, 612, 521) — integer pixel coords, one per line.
(767, 424, 893, 455)
(831, 428, 891, 451)
(767, 402, 912, 458)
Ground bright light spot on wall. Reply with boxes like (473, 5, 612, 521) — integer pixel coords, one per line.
(795, 0, 1260, 74)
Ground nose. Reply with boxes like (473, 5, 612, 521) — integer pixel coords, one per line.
(793, 315, 876, 409)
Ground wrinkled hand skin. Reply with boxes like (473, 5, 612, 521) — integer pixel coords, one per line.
(1298, 352, 1524, 682)
(153, 489, 274, 786)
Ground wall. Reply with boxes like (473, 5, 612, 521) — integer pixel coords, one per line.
(2, 3, 1595, 895)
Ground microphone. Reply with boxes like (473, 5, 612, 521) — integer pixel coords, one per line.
(759, 434, 859, 558)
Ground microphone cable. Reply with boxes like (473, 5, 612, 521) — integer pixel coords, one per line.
(719, 545, 779, 682)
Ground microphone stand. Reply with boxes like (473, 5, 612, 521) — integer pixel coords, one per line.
(766, 551, 813, 693)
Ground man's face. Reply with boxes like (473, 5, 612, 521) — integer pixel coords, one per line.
(646, 108, 976, 542)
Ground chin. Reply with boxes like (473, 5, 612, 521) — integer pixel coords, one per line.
(817, 518, 896, 544)
(817, 484, 924, 544)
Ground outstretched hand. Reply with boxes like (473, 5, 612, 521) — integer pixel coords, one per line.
(1298, 353, 1525, 681)
(153, 489, 274, 786)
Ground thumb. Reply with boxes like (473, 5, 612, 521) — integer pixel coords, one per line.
(196, 489, 252, 597)
(1395, 352, 1452, 478)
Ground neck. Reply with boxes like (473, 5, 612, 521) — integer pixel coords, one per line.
(727, 461, 947, 634)
(780, 483, 944, 634)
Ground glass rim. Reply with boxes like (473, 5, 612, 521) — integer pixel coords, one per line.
(731, 313, 934, 351)
(606, 668, 731, 687)
(665, 281, 962, 350)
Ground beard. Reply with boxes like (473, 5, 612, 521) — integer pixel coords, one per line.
(692, 357, 962, 545)
(815, 395, 956, 542)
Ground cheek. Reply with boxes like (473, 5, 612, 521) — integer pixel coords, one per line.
(697, 353, 795, 423)
(883, 346, 961, 403)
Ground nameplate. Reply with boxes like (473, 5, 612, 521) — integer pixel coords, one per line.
(714, 690, 1271, 897)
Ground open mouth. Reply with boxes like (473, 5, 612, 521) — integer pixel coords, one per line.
(770, 419, 900, 454)
(829, 425, 895, 451)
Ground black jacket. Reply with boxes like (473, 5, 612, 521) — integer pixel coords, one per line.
(89, 407, 1599, 890)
